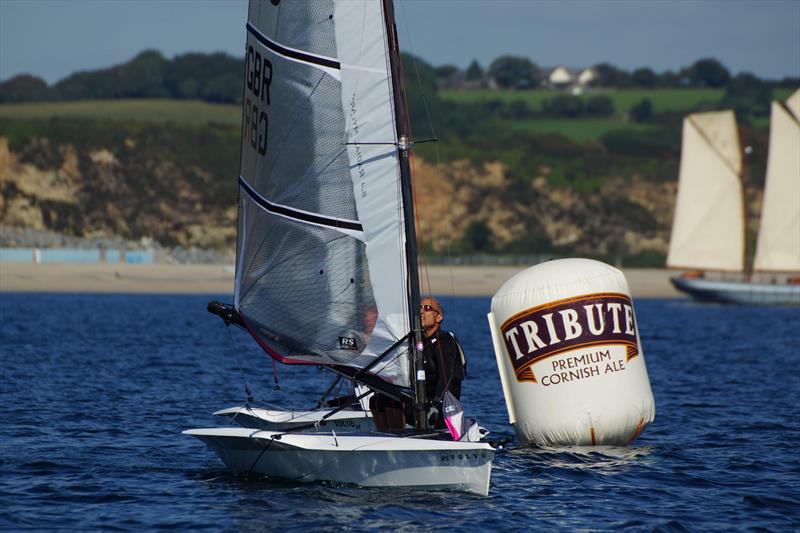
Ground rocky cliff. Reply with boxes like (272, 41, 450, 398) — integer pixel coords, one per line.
(1, 133, 734, 263)
(1, 130, 237, 251)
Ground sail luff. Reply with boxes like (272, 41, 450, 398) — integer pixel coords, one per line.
(753, 92, 800, 273)
(667, 111, 745, 272)
(381, 0, 429, 430)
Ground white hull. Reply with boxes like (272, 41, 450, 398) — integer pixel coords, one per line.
(671, 276, 800, 305)
(184, 427, 494, 495)
(213, 406, 375, 432)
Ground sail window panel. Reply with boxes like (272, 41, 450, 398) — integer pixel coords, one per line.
(237, 201, 379, 365)
(667, 112, 744, 272)
(250, 0, 338, 60)
(240, 40, 357, 222)
(753, 101, 800, 272)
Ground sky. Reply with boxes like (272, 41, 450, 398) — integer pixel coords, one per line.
(1, 0, 799, 85)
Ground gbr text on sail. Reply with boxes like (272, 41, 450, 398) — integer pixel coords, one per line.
(243, 44, 272, 156)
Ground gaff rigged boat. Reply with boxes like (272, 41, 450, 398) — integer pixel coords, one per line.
(667, 95, 800, 306)
(184, 0, 494, 495)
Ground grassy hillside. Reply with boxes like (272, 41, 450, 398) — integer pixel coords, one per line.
(440, 88, 725, 113)
(506, 118, 655, 143)
(0, 99, 240, 126)
(441, 87, 794, 113)
(438, 87, 792, 142)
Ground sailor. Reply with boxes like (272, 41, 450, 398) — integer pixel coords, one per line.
(420, 297, 467, 429)
(369, 297, 467, 432)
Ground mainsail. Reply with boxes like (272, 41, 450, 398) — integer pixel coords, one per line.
(666, 110, 745, 272)
(753, 90, 800, 273)
(235, 1, 413, 387)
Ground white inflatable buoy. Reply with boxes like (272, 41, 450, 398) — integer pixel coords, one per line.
(488, 258, 655, 446)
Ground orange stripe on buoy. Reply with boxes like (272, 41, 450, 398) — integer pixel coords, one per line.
(590, 427, 596, 446)
(625, 417, 645, 446)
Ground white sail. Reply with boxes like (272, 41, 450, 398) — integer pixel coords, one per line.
(753, 91, 800, 272)
(234, 1, 411, 387)
(334, 1, 411, 386)
(786, 88, 800, 122)
(667, 111, 744, 272)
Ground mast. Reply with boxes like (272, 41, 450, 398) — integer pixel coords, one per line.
(740, 136, 751, 279)
(381, 0, 429, 431)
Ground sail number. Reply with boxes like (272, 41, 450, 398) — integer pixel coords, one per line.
(244, 45, 272, 156)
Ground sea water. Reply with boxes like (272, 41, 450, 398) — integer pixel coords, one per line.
(1, 293, 798, 531)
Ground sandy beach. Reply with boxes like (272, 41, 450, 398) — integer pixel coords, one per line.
(0, 262, 683, 298)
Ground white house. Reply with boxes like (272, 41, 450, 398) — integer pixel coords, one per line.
(545, 66, 596, 91)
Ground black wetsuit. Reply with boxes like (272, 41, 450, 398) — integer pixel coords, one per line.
(423, 330, 467, 427)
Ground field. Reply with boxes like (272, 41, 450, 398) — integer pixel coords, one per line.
(0, 99, 241, 126)
(440, 88, 727, 114)
(0, 87, 792, 144)
(441, 87, 795, 113)
(438, 87, 794, 142)
(506, 118, 655, 142)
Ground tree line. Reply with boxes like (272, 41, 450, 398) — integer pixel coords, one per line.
(0, 50, 242, 104)
(2, 49, 796, 105)
(437, 55, 798, 91)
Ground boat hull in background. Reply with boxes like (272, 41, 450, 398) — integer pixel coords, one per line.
(183, 427, 494, 495)
(671, 277, 800, 305)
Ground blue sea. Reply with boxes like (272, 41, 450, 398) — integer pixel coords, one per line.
(1, 293, 799, 531)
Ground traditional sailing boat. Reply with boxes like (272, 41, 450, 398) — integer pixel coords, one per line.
(184, 0, 494, 494)
(667, 91, 800, 305)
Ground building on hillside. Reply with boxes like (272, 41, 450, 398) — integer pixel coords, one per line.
(544, 66, 596, 94)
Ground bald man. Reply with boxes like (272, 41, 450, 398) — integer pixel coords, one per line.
(420, 297, 467, 428)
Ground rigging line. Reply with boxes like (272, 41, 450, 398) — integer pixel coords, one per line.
(436, 141, 463, 335)
(279, 389, 374, 435)
(349, 333, 411, 382)
(315, 375, 343, 409)
(247, 432, 278, 473)
(223, 322, 255, 405)
(398, 0, 438, 141)
(370, 346, 405, 379)
(395, 3, 436, 299)
(687, 115, 743, 182)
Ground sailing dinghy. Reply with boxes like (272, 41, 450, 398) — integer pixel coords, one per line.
(184, 0, 494, 495)
(667, 96, 800, 306)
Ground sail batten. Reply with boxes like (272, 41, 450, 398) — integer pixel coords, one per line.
(239, 176, 364, 237)
(667, 111, 745, 272)
(246, 22, 341, 70)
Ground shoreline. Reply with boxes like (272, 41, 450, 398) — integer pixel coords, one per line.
(0, 263, 683, 298)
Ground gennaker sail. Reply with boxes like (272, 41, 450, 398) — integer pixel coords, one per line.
(234, 1, 421, 399)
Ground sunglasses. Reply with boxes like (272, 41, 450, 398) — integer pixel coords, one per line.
(421, 304, 439, 313)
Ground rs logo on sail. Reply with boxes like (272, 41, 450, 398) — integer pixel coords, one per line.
(244, 45, 272, 156)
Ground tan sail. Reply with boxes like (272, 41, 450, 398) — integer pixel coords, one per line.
(667, 110, 744, 272)
(786, 88, 800, 122)
(753, 90, 800, 273)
